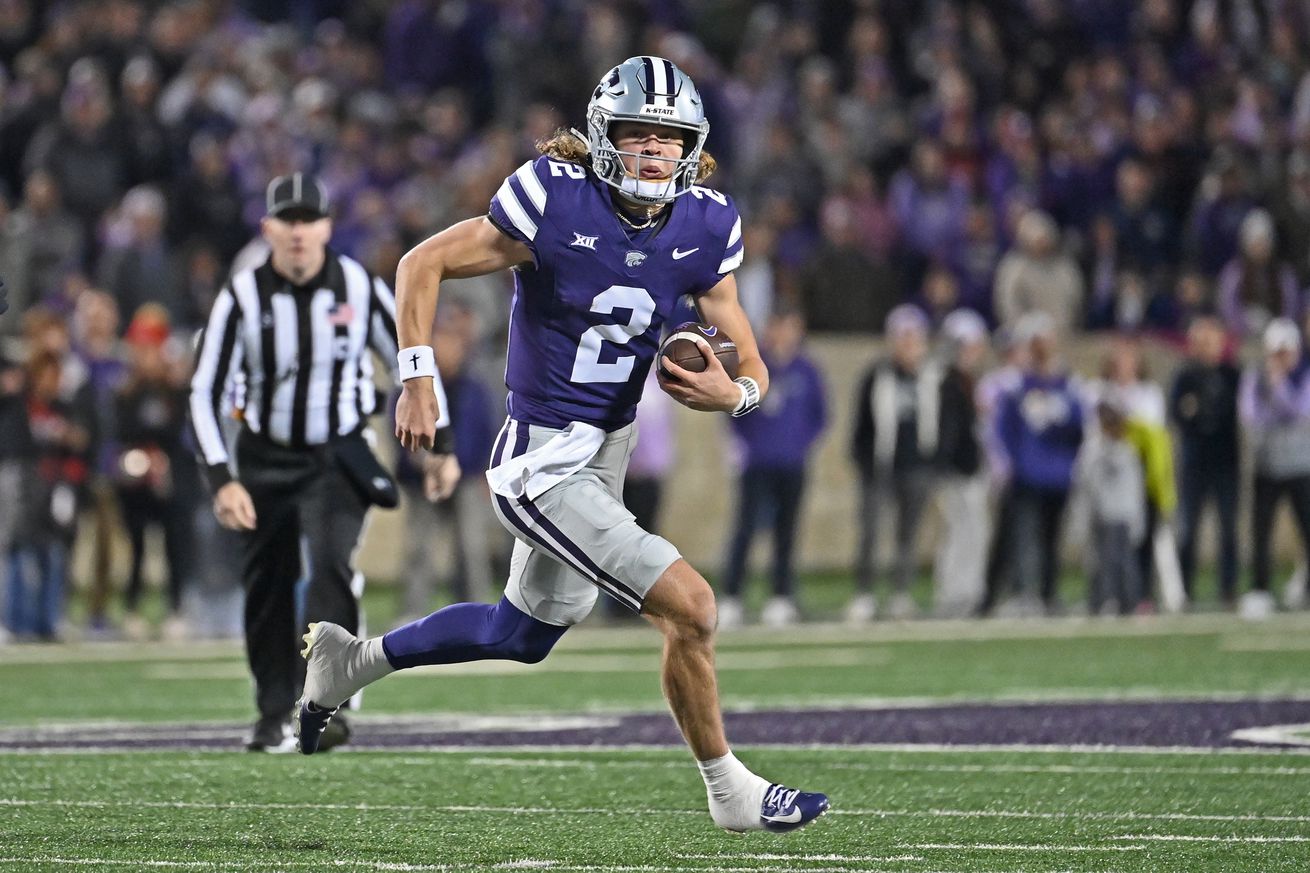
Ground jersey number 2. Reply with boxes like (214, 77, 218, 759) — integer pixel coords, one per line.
(571, 285, 655, 384)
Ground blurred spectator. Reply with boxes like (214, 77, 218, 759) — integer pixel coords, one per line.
(915, 263, 960, 330)
(97, 185, 190, 327)
(113, 304, 197, 641)
(1084, 213, 1121, 330)
(1095, 338, 1176, 612)
(24, 61, 130, 237)
(119, 55, 172, 187)
(1170, 315, 1240, 606)
(70, 289, 127, 634)
(1217, 208, 1300, 338)
(993, 210, 1084, 334)
(1272, 152, 1310, 286)
(1238, 318, 1310, 621)
(975, 326, 1029, 615)
(0, 351, 23, 637)
(889, 140, 969, 292)
(23, 305, 93, 415)
(932, 309, 989, 617)
(1108, 158, 1177, 294)
(950, 201, 1000, 319)
(849, 305, 940, 622)
(734, 221, 777, 331)
(6, 349, 90, 640)
(799, 195, 898, 333)
(1187, 150, 1257, 277)
(719, 309, 827, 628)
(997, 314, 1084, 615)
(169, 133, 248, 263)
(0, 169, 85, 329)
(394, 308, 502, 624)
(0, 48, 62, 201)
(1077, 395, 1147, 616)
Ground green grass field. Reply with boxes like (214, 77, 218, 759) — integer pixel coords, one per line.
(4, 594, 1310, 872)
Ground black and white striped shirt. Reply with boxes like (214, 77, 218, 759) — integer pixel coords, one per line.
(189, 249, 402, 491)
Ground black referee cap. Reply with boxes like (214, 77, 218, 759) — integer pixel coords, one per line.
(265, 172, 329, 219)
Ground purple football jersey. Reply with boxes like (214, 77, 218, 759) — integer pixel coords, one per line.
(488, 156, 744, 430)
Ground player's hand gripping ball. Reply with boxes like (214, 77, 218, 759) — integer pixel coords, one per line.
(657, 322, 739, 381)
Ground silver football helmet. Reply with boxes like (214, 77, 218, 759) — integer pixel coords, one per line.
(586, 56, 710, 205)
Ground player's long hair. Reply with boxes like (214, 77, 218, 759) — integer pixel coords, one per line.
(536, 128, 717, 186)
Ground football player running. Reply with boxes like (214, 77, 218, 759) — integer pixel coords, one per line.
(296, 56, 829, 833)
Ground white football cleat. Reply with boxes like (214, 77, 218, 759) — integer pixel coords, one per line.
(717, 597, 745, 631)
(843, 594, 876, 624)
(1238, 590, 1276, 621)
(760, 596, 799, 627)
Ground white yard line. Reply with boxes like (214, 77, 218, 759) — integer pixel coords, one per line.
(908, 843, 1144, 852)
(1221, 637, 1310, 652)
(0, 862, 462, 871)
(1231, 724, 1310, 747)
(1109, 834, 1310, 843)
(676, 854, 923, 863)
(4, 797, 1309, 825)
(465, 755, 1310, 777)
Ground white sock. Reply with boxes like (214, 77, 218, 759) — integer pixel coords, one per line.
(697, 751, 769, 831)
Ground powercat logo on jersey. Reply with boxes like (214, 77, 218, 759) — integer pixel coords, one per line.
(625, 251, 646, 267)
(570, 233, 599, 250)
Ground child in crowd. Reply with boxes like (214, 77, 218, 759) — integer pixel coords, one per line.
(1077, 396, 1146, 615)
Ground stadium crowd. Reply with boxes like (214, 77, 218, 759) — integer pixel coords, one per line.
(3, 0, 1310, 638)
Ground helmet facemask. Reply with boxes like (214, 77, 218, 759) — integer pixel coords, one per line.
(586, 57, 710, 205)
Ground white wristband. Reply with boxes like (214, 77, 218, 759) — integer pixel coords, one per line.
(398, 346, 436, 381)
(730, 376, 760, 417)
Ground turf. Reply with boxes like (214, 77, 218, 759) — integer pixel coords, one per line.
(3, 747, 1309, 871)
(3, 608, 1310, 871)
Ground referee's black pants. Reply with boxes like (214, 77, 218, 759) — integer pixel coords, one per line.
(236, 429, 369, 723)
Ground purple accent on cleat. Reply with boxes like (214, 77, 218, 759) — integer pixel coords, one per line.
(759, 783, 830, 832)
(295, 699, 338, 755)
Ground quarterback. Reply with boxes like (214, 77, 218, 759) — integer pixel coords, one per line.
(296, 56, 829, 833)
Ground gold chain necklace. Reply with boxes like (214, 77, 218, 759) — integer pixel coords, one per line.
(616, 208, 658, 230)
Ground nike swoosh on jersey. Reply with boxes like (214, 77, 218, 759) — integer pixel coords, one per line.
(671, 247, 699, 260)
(761, 808, 804, 824)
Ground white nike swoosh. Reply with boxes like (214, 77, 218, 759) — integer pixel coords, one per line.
(761, 808, 803, 824)
(671, 247, 699, 260)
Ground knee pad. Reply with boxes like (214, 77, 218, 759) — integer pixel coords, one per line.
(488, 596, 569, 664)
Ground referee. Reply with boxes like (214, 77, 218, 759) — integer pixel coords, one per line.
(189, 173, 459, 752)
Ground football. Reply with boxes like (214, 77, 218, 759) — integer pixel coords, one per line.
(658, 322, 739, 380)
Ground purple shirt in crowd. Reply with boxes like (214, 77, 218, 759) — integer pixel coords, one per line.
(728, 350, 827, 471)
(997, 371, 1085, 491)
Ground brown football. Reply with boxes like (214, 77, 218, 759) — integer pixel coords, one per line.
(658, 322, 739, 380)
